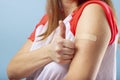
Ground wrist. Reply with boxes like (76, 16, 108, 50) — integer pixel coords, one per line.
(45, 44, 54, 62)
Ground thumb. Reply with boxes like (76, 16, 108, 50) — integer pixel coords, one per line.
(59, 20, 66, 38)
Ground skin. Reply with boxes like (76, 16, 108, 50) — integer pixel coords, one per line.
(7, 21, 75, 79)
(61, 0, 78, 17)
(64, 2, 111, 80)
(7, 0, 113, 80)
(118, 37, 120, 44)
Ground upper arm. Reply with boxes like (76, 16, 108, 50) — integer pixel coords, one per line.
(118, 37, 120, 43)
(65, 4, 111, 80)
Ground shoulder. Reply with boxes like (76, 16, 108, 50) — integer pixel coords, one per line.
(76, 3, 111, 43)
(77, 3, 109, 31)
(28, 14, 48, 42)
(79, 0, 109, 15)
(80, 3, 106, 19)
(70, 1, 110, 35)
(36, 14, 48, 27)
(78, 3, 107, 27)
(75, 1, 118, 45)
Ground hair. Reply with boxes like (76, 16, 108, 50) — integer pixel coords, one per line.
(39, 0, 117, 40)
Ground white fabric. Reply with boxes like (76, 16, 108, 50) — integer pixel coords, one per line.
(27, 14, 118, 80)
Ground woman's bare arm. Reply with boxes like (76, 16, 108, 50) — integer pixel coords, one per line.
(7, 21, 75, 79)
(118, 37, 120, 44)
(7, 40, 53, 79)
(64, 4, 111, 80)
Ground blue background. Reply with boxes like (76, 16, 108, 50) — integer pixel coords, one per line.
(0, 0, 119, 80)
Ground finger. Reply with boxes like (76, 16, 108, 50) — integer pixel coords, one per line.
(56, 53, 73, 62)
(55, 43, 63, 54)
(61, 60, 72, 64)
(62, 54, 74, 60)
(63, 40, 75, 49)
(62, 47, 74, 55)
(59, 20, 66, 38)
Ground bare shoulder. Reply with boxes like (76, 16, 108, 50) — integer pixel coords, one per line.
(76, 3, 111, 37)
(82, 3, 106, 17)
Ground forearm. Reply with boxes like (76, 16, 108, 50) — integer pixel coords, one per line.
(7, 45, 52, 79)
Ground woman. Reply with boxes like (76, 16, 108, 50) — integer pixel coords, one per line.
(7, 0, 118, 80)
(118, 37, 120, 43)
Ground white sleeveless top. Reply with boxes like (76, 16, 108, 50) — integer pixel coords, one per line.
(27, 1, 119, 80)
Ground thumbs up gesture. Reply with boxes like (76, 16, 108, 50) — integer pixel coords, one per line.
(48, 20, 75, 64)
(59, 20, 66, 38)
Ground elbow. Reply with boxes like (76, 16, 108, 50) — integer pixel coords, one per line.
(7, 64, 24, 80)
(7, 67, 16, 79)
(7, 64, 31, 79)
(7, 65, 18, 79)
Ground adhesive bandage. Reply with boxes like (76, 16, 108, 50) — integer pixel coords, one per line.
(77, 34, 97, 41)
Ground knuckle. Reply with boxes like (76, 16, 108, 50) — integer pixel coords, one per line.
(57, 59, 63, 63)
(55, 47, 62, 54)
(58, 60, 62, 63)
(57, 39, 64, 44)
(56, 49, 62, 54)
(56, 54, 61, 59)
(56, 57, 64, 63)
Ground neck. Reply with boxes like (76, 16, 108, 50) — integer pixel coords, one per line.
(61, 0, 78, 16)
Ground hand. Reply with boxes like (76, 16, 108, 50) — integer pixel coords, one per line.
(48, 20, 75, 64)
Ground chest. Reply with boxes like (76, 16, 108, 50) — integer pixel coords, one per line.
(31, 15, 75, 51)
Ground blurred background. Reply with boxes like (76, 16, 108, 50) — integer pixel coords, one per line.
(0, 0, 119, 80)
